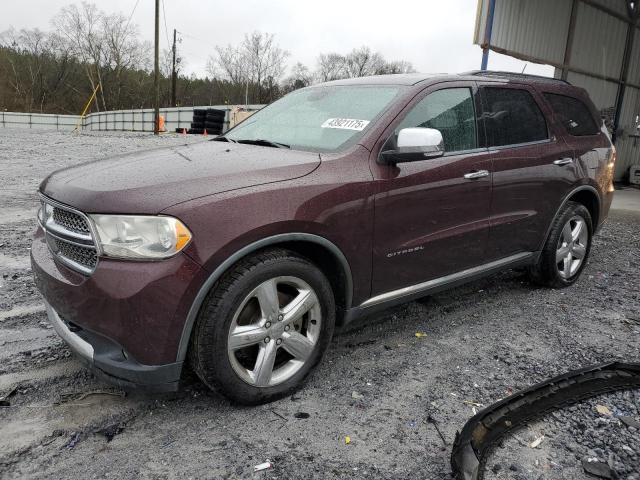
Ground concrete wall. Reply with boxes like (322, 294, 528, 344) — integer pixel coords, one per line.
(0, 105, 264, 133)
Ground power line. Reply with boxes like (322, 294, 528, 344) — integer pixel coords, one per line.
(124, 0, 141, 37)
(161, 0, 171, 49)
(177, 30, 219, 52)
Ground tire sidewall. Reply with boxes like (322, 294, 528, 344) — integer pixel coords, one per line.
(546, 203, 593, 287)
(196, 254, 335, 404)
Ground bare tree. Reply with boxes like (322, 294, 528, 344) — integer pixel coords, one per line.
(208, 31, 288, 103)
(375, 60, 417, 75)
(208, 44, 248, 84)
(344, 46, 385, 77)
(316, 53, 347, 82)
(0, 27, 63, 112)
(52, 2, 106, 110)
(282, 62, 313, 92)
(100, 11, 150, 108)
(315, 46, 416, 82)
(243, 31, 289, 101)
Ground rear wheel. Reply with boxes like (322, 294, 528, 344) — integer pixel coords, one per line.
(189, 249, 335, 404)
(528, 201, 592, 288)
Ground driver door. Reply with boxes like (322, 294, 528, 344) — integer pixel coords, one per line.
(370, 82, 493, 296)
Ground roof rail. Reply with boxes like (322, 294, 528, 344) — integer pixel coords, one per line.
(465, 70, 571, 85)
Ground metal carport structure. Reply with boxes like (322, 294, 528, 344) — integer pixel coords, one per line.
(475, 0, 640, 181)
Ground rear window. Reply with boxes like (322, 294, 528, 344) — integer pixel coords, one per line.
(543, 93, 600, 136)
(480, 87, 548, 147)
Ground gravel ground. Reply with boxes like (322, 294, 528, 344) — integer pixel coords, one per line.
(0, 129, 638, 480)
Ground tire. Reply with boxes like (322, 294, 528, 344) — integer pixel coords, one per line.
(206, 114, 225, 122)
(204, 121, 224, 129)
(189, 248, 336, 404)
(528, 201, 593, 288)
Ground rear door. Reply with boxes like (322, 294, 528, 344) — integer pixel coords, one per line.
(370, 82, 493, 296)
(478, 83, 578, 259)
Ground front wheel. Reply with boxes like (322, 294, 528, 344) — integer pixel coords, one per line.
(528, 201, 593, 288)
(189, 249, 335, 404)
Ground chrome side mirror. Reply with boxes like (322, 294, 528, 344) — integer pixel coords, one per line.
(380, 127, 445, 163)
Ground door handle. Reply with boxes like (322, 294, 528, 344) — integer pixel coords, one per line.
(463, 170, 490, 180)
(553, 158, 573, 166)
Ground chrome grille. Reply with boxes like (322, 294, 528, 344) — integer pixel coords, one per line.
(53, 238, 98, 269)
(52, 207, 90, 234)
(39, 195, 98, 275)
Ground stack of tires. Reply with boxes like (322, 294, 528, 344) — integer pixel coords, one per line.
(186, 108, 225, 135)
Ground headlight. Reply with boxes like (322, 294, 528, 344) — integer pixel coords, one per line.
(90, 214, 192, 260)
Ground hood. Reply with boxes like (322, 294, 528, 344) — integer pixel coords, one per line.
(40, 140, 321, 214)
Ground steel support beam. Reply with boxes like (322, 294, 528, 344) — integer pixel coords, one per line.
(561, 0, 579, 81)
(480, 0, 496, 70)
(612, 4, 639, 142)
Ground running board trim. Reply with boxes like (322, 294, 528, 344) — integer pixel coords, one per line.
(359, 252, 534, 309)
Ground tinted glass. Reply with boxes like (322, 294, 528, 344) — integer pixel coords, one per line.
(481, 88, 548, 147)
(544, 93, 599, 136)
(226, 85, 403, 153)
(396, 88, 477, 152)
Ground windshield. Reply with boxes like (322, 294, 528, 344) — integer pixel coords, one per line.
(224, 85, 404, 153)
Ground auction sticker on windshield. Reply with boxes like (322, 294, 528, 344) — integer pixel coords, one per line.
(321, 118, 370, 131)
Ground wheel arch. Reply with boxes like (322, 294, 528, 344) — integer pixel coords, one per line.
(540, 185, 601, 250)
(176, 233, 353, 363)
(567, 187, 600, 228)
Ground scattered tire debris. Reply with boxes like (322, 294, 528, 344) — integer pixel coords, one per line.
(450, 362, 640, 480)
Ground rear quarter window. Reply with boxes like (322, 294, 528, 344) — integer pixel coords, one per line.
(543, 93, 600, 136)
(480, 87, 548, 147)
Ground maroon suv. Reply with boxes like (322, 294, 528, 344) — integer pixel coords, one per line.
(32, 72, 616, 404)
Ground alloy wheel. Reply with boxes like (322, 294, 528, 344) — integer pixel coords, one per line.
(556, 215, 589, 279)
(227, 276, 322, 387)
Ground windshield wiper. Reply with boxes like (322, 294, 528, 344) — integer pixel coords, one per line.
(212, 135, 237, 143)
(236, 138, 290, 149)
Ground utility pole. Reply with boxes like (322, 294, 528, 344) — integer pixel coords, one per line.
(171, 29, 177, 107)
(153, 0, 160, 134)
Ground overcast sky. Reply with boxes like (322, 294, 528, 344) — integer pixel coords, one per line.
(2, 0, 554, 79)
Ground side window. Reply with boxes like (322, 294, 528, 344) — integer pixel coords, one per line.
(543, 93, 600, 136)
(480, 87, 548, 147)
(396, 88, 477, 153)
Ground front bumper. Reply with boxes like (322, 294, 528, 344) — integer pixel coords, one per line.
(43, 300, 182, 391)
(32, 225, 208, 391)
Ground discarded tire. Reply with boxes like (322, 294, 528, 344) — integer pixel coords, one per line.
(204, 121, 224, 129)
